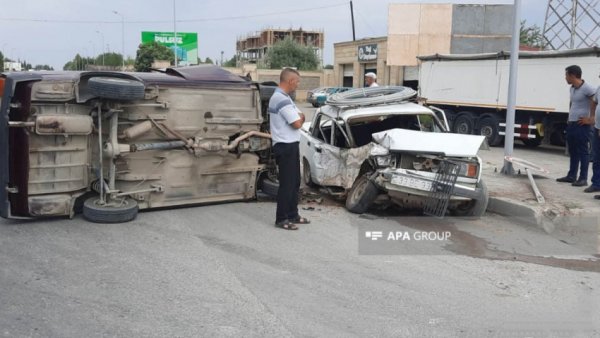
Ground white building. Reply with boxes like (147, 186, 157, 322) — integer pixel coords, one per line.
(3, 62, 22, 72)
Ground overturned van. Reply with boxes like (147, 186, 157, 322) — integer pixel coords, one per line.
(0, 66, 278, 222)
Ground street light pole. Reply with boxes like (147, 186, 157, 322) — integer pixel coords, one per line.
(96, 30, 105, 67)
(501, 0, 522, 175)
(112, 10, 125, 71)
(173, 0, 178, 67)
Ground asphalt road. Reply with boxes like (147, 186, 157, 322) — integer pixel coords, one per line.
(1, 199, 599, 337)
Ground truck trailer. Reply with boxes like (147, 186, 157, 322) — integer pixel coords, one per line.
(418, 47, 600, 147)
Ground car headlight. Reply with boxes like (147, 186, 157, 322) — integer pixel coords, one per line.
(457, 162, 479, 178)
(375, 155, 392, 167)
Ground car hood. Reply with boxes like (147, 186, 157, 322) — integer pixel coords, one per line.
(371, 129, 485, 157)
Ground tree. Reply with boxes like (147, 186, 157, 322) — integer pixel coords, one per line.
(266, 37, 319, 71)
(0, 51, 4, 72)
(204, 57, 214, 64)
(134, 42, 175, 72)
(520, 20, 545, 49)
(63, 54, 95, 70)
(96, 52, 123, 67)
(20, 61, 32, 71)
(323, 64, 334, 70)
(34, 64, 54, 71)
(223, 55, 237, 67)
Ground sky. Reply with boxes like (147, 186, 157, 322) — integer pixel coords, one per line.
(0, 0, 547, 70)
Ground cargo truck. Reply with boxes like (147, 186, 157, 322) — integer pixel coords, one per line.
(418, 47, 600, 147)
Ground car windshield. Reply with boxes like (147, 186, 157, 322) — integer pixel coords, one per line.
(347, 113, 444, 147)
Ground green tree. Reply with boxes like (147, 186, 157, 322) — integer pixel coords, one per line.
(134, 42, 175, 72)
(63, 54, 95, 70)
(323, 64, 334, 69)
(520, 20, 545, 49)
(204, 57, 214, 64)
(223, 55, 237, 67)
(0, 51, 4, 71)
(34, 64, 54, 71)
(96, 52, 123, 67)
(266, 37, 319, 71)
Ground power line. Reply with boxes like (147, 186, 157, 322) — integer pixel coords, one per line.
(0, 2, 348, 25)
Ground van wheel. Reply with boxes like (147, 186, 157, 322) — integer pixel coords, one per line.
(453, 113, 474, 134)
(260, 177, 279, 197)
(83, 197, 138, 223)
(451, 181, 488, 218)
(88, 77, 145, 101)
(345, 174, 379, 214)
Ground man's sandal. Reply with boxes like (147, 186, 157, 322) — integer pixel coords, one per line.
(290, 216, 310, 224)
(275, 220, 299, 230)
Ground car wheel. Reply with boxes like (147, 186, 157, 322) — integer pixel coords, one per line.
(260, 177, 279, 198)
(83, 197, 138, 223)
(478, 116, 503, 146)
(345, 174, 379, 214)
(88, 77, 145, 101)
(453, 113, 475, 135)
(303, 159, 317, 187)
(450, 180, 488, 218)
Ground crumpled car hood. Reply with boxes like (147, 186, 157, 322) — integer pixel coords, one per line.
(372, 128, 485, 157)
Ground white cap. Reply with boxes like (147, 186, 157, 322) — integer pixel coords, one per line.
(365, 72, 377, 80)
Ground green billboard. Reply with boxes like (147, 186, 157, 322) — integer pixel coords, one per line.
(141, 31, 198, 66)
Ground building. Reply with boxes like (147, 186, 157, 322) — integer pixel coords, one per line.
(236, 28, 324, 68)
(3, 62, 22, 72)
(334, 4, 513, 88)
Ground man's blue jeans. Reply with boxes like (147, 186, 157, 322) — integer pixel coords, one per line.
(591, 128, 600, 187)
(566, 123, 591, 180)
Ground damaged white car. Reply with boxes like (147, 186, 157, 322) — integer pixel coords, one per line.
(300, 87, 489, 217)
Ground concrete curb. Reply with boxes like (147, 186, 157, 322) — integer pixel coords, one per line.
(487, 196, 560, 231)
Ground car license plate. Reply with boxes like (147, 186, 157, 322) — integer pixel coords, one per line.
(391, 175, 433, 191)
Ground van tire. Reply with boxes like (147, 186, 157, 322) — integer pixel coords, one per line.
(83, 197, 138, 223)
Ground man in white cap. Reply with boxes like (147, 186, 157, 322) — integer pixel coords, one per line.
(365, 72, 379, 87)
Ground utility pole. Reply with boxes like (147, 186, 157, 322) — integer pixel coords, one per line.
(501, 0, 522, 175)
(173, 0, 178, 67)
(112, 10, 125, 71)
(350, 1, 356, 41)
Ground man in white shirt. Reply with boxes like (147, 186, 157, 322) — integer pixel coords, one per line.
(268, 68, 311, 230)
(365, 72, 379, 87)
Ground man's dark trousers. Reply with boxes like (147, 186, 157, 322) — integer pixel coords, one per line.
(273, 142, 300, 223)
(566, 123, 591, 180)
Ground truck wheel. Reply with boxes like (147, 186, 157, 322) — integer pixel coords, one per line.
(550, 123, 566, 146)
(303, 159, 317, 187)
(451, 180, 488, 218)
(83, 197, 138, 223)
(88, 77, 145, 101)
(453, 113, 474, 135)
(479, 116, 503, 146)
(345, 174, 379, 214)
